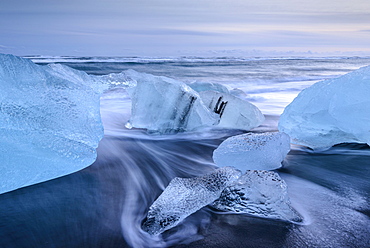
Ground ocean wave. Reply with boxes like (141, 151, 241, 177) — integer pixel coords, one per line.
(24, 55, 370, 64)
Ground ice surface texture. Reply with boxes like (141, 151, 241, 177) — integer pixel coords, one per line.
(212, 170, 302, 223)
(143, 168, 301, 235)
(188, 81, 230, 94)
(189, 81, 250, 100)
(199, 91, 265, 130)
(126, 71, 264, 133)
(279, 66, 370, 149)
(142, 167, 241, 235)
(126, 70, 217, 133)
(0, 54, 105, 194)
(213, 132, 290, 171)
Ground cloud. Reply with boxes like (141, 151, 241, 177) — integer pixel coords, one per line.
(122, 28, 222, 37)
(1, 0, 370, 56)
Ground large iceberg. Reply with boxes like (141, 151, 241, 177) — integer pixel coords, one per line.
(126, 70, 264, 133)
(142, 167, 241, 235)
(279, 66, 370, 149)
(211, 170, 302, 223)
(213, 132, 290, 171)
(0, 54, 106, 194)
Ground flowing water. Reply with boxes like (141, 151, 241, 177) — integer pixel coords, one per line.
(0, 56, 369, 248)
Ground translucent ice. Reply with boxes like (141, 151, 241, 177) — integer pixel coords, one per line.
(142, 167, 241, 235)
(213, 132, 290, 171)
(188, 81, 230, 94)
(125, 70, 218, 133)
(199, 91, 265, 130)
(229, 88, 249, 100)
(0, 54, 106, 194)
(126, 71, 264, 133)
(212, 170, 302, 223)
(279, 66, 370, 149)
(188, 81, 250, 101)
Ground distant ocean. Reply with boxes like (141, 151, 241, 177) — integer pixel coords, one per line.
(27, 55, 370, 116)
(0, 56, 369, 248)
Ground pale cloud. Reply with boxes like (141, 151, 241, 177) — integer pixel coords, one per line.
(0, 0, 369, 56)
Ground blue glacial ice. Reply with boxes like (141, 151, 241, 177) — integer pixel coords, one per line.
(213, 132, 291, 171)
(199, 91, 264, 130)
(188, 81, 230, 94)
(125, 70, 218, 133)
(279, 66, 370, 149)
(126, 71, 264, 133)
(142, 168, 301, 235)
(0, 54, 108, 194)
(211, 170, 302, 223)
(0, 54, 264, 194)
(189, 81, 249, 100)
(142, 167, 241, 235)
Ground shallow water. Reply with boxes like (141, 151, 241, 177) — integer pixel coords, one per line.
(28, 56, 370, 115)
(1, 124, 369, 248)
(1, 57, 370, 247)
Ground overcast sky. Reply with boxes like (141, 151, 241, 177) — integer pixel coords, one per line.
(1, 0, 370, 56)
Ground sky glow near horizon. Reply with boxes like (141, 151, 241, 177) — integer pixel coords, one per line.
(0, 0, 370, 56)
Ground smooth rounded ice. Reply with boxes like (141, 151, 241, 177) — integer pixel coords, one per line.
(213, 132, 291, 171)
(279, 65, 370, 149)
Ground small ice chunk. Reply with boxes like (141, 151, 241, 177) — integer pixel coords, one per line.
(279, 65, 370, 149)
(213, 132, 290, 171)
(142, 167, 242, 235)
(126, 70, 218, 133)
(212, 170, 302, 223)
(199, 91, 265, 130)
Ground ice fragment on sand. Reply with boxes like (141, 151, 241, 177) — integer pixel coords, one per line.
(142, 167, 241, 235)
(199, 90, 265, 130)
(125, 70, 218, 133)
(279, 65, 370, 149)
(0, 54, 105, 194)
(126, 71, 264, 133)
(213, 132, 290, 171)
(212, 170, 302, 223)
